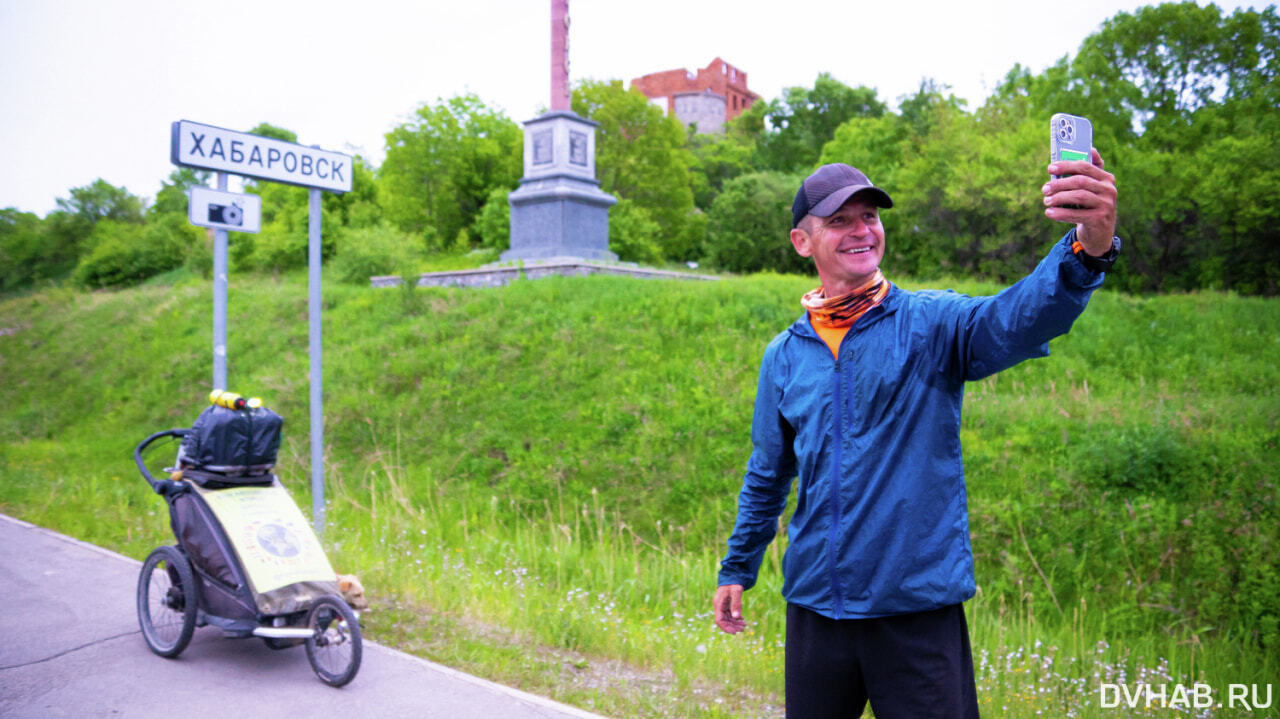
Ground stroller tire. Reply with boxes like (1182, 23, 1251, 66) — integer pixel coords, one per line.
(304, 594, 362, 687)
(137, 546, 198, 658)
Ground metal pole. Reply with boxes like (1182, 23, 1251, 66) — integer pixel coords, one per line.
(308, 187, 325, 537)
(212, 172, 228, 391)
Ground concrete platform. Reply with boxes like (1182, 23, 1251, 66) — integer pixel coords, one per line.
(371, 258, 719, 289)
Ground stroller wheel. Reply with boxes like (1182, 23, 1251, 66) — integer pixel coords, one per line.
(137, 546, 198, 658)
(304, 594, 362, 687)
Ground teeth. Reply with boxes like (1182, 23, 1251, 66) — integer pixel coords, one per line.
(841, 248, 871, 254)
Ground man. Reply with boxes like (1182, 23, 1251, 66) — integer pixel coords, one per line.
(713, 153, 1119, 717)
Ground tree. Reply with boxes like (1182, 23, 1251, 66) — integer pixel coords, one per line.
(1066, 3, 1280, 293)
(56, 178, 146, 225)
(688, 129, 756, 211)
(703, 171, 808, 275)
(36, 179, 148, 283)
(151, 168, 210, 219)
(607, 199, 664, 264)
(232, 123, 379, 271)
(379, 94, 522, 250)
(471, 186, 510, 250)
(757, 73, 887, 173)
(571, 79, 698, 260)
(0, 208, 46, 290)
(71, 214, 197, 288)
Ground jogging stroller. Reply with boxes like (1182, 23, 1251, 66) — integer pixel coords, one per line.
(133, 392, 361, 687)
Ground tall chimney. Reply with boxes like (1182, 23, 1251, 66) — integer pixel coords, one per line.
(551, 0, 570, 111)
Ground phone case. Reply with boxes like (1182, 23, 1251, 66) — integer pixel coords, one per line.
(1050, 113, 1093, 179)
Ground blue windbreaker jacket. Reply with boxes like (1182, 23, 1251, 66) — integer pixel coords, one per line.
(718, 231, 1106, 619)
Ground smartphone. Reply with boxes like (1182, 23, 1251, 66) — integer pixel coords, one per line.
(1050, 113, 1093, 179)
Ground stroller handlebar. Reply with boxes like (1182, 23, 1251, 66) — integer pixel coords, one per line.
(135, 429, 191, 496)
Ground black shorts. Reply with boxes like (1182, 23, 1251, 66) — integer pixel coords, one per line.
(785, 603, 979, 719)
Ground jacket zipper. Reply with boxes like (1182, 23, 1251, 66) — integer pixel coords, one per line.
(827, 355, 846, 619)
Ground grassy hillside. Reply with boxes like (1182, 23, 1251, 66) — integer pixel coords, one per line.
(2, 267, 1276, 717)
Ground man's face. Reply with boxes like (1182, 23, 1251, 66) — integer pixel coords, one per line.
(789, 195, 886, 295)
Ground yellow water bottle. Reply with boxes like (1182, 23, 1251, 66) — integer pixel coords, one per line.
(209, 389, 256, 410)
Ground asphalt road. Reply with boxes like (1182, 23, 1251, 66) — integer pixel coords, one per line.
(0, 513, 609, 718)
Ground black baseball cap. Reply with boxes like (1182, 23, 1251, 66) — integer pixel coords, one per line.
(792, 163, 894, 228)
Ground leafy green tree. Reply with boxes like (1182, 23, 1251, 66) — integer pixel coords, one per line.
(71, 213, 197, 288)
(1191, 132, 1280, 294)
(688, 130, 756, 211)
(471, 187, 510, 251)
(571, 79, 698, 260)
(1072, 2, 1275, 148)
(1066, 3, 1280, 293)
(332, 223, 423, 284)
(0, 208, 46, 290)
(703, 171, 807, 274)
(757, 73, 886, 173)
(36, 179, 148, 283)
(607, 199, 664, 264)
(234, 123, 378, 271)
(380, 94, 522, 250)
(150, 168, 210, 218)
(58, 178, 146, 225)
(323, 156, 379, 231)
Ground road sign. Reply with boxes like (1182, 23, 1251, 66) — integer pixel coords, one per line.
(172, 118, 346, 537)
(188, 187, 262, 233)
(171, 120, 353, 193)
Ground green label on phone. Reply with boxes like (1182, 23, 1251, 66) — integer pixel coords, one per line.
(1059, 149, 1089, 161)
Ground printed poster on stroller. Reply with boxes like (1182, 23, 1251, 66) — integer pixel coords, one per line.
(198, 483, 336, 595)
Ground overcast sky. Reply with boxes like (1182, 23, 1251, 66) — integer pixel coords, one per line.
(0, 0, 1256, 216)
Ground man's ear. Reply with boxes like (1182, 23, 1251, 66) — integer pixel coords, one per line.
(790, 227, 813, 258)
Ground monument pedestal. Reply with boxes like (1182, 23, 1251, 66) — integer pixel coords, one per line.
(502, 110, 617, 262)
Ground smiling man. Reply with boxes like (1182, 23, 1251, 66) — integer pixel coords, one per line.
(713, 158, 1119, 718)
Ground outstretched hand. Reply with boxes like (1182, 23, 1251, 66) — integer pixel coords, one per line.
(1043, 148, 1118, 256)
(713, 584, 746, 634)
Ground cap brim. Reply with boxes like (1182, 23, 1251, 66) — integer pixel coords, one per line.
(809, 185, 894, 217)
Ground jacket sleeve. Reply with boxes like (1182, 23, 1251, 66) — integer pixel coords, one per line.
(957, 229, 1106, 381)
(718, 341, 797, 590)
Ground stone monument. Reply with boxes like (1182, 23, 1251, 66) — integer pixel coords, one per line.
(501, 0, 617, 262)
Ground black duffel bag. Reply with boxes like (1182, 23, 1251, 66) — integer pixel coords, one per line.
(180, 404, 283, 476)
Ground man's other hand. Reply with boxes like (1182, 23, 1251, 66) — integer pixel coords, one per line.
(1043, 148, 1118, 256)
(714, 584, 746, 634)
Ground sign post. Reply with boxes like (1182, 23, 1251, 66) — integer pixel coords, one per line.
(308, 186, 325, 535)
(172, 120, 351, 538)
(213, 173, 229, 392)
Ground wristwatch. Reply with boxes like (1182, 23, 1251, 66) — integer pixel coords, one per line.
(1072, 235, 1122, 273)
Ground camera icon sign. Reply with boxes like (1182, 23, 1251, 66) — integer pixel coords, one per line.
(189, 187, 260, 233)
(207, 202, 244, 227)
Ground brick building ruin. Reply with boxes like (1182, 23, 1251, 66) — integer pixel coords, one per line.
(630, 57, 760, 134)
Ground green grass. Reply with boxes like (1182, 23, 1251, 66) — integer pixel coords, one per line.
(1, 269, 1276, 717)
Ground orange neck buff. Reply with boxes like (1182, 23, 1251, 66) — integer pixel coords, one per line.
(802, 270, 890, 359)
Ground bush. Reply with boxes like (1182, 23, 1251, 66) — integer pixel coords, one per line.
(72, 217, 195, 288)
(607, 200, 663, 264)
(331, 223, 423, 284)
(472, 187, 511, 250)
(0, 208, 47, 290)
(703, 171, 810, 274)
(244, 224, 308, 272)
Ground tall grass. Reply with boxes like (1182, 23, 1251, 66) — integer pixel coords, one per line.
(1, 267, 1276, 716)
